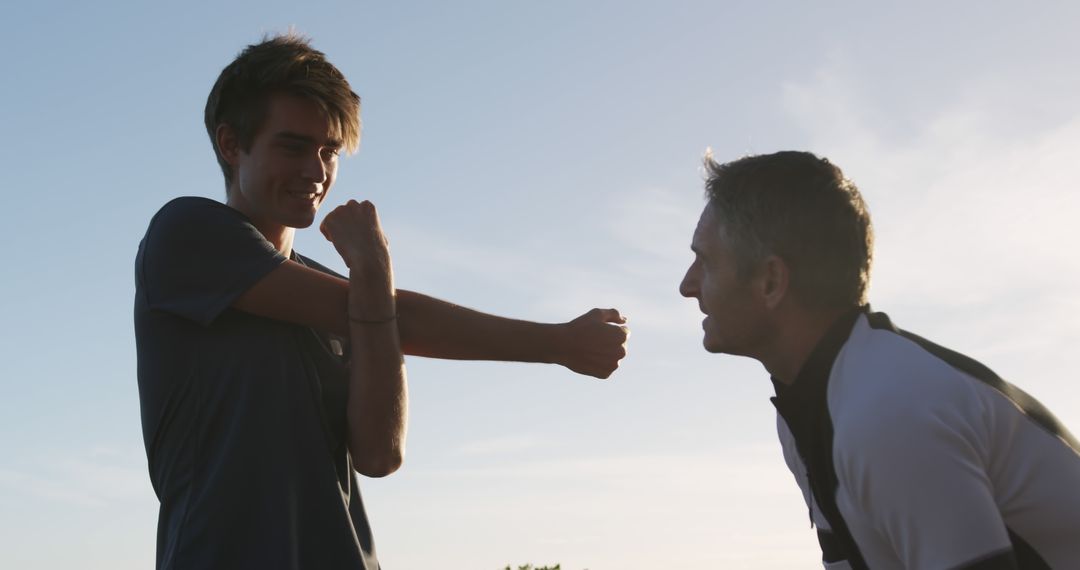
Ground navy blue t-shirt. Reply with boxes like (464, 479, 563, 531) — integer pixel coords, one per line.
(134, 197, 379, 570)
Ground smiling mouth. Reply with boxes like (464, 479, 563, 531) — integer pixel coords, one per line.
(290, 191, 323, 201)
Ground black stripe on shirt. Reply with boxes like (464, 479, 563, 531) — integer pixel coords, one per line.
(864, 311, 1080, 454)
(817, 530, 847, 564)
(950, 527, 1052, 569)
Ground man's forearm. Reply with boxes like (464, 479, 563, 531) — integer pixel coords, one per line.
(396, 289, 561, 362)
(347, 273, 408, 478)
(230, 261, 625, 378)
(395, 290, 629, 379)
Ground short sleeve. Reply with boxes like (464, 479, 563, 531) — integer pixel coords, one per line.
(136, 197, 287, 326)
(835, 391, 1013, 569)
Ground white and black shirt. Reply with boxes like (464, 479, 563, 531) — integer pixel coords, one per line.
(773, 308, 1080, 569)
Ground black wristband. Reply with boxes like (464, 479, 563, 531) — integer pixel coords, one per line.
(348, 314, 397, 325)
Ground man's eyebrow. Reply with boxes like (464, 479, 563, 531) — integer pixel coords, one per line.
(272, 132, 343, 148)
(273, 132, 314, 144)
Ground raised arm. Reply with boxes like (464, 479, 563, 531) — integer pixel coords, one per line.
(396, 294, 628, 379)
(319, 200, 407, 478)
(233, 240, 629, 379)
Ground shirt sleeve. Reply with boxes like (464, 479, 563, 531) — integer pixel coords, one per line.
(137, 197, 287, 326)
(834, 384, 1015, 570)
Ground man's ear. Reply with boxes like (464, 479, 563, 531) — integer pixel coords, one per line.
(758, 255, 790, 310)
(216, 124, 241, 167)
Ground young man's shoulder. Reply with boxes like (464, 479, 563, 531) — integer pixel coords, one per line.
(147, 196, 237, 228)
(139, 196, 256, 254)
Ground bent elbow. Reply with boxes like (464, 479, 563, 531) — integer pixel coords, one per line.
(352, 450, 404, 478)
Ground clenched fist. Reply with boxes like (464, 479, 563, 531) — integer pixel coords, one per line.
(320, 200, 392, 276)
(554, 308, 630, 379)
(320, 200, 396, 318)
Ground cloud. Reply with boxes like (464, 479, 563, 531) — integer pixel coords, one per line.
(780, 58, 1080, 307)
(388, 185, 707, 338)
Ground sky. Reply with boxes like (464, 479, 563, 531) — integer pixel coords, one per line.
(2, 1, 1079, 568)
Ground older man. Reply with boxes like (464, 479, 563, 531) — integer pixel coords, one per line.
(679, 150, 1079, 569)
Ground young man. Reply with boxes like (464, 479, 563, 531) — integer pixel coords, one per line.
(134, 35, 629, 569)
(679, 151, 1080, 569)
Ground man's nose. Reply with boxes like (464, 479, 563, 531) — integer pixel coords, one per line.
(679, 269, 697, 298)
(301, 153, 328, 183)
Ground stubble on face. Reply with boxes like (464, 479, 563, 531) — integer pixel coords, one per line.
(683, 206, 769, 358)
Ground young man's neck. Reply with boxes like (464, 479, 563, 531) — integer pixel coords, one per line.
(257, 224, 295, 258)
(758, 306, 850, 386)
(225, 190, 296, 258)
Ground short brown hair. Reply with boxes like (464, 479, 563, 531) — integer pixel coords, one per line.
(204, 33, 361, 187)
(704, 150, 874, 309)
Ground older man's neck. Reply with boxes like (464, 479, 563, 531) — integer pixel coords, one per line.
(761, 307, 850, 386)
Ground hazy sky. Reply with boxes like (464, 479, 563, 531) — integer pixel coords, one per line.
(3, 1, 1079, 568)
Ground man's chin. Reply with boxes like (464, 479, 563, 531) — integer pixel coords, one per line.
(285, 213, 317, 229)
(702, 335, 724, 354)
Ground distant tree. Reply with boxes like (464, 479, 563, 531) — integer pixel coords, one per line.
(501, 564, 568, 570)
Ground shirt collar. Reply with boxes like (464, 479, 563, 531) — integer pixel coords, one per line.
(771, 305, 869, 414)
